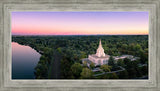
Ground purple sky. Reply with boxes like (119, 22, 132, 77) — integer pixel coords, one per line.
(12, 11, 149, 35)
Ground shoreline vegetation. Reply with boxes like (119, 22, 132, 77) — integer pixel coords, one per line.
(12, 35, 148, 79)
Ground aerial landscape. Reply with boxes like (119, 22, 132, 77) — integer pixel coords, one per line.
(12, 12, 148, 79)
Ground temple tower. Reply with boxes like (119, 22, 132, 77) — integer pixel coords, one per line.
(96, 39, 105, 57)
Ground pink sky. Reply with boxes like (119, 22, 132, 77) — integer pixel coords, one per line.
(12, 12, 149, 35)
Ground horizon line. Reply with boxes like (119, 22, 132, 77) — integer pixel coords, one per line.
(12, 34, 148, 36)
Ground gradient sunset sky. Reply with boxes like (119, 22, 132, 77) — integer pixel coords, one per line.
(12, 12, 149, 35)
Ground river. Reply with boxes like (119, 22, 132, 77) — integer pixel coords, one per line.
(12, 42, 41, 79)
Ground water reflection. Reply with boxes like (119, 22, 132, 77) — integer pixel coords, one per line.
(12, 42, 41, 79)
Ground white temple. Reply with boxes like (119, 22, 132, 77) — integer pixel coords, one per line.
(88, 39, 110, 66)
(82, 39, 139, 67)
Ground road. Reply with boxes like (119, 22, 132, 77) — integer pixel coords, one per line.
(48, 51, 61, 79)
(93, 66, 125, 76)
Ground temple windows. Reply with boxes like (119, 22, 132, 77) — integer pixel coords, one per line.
(98, 60, 101, 65)
(103, 60, 106, 64)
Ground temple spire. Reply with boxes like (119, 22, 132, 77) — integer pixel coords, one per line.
(99, 39, 102, 48)
(96, 39, 105, 57)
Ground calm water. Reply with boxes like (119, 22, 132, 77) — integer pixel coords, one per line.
(12, 42, 41, 79)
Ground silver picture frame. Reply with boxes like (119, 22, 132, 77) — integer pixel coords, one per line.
(0, 0, 160, 91)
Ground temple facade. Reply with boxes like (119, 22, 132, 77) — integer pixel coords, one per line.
(88, 40, 110, 66)
(82, 40, 139, 67)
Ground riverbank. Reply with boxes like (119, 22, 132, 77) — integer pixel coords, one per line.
(12, 40, 54, 79)
(12, 41, 44, 55)
(12, 42, 41, 79)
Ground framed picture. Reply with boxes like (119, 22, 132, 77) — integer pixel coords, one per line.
(0, 0, 160, 91)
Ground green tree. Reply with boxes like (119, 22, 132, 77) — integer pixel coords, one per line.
(90, 62, 95, 69)
(135, 67, 142, 77)
(127, 68, 137, 78)
(122, 44, 128, 50)
(123, 58, 130, 65)
(60, 57, 74, 78)
(117, 59, 125, 67)
(108, 56, 116, 66)
(100, 65, 111, 73)
(104, 73, 119, 79)
(83, 61, 88, 67)
(141, 66, 148, 75)
(118, 70, 129, 79)
(139, 50, 148, 64)
(135, 44, 142, 50)
(108, 56, 117, 70)
(80, 51, 87, 58)
(57, 47, 62, 53)
(80, 68, 93, 79)
(71, 63, 83, 78)
(110, 73, 119, 79)
(40, 55, 46, 61)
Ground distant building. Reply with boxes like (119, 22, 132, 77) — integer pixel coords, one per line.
(82, 39, 110, 66)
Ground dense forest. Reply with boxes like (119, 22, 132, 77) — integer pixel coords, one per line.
(12, 35, 148, 79)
